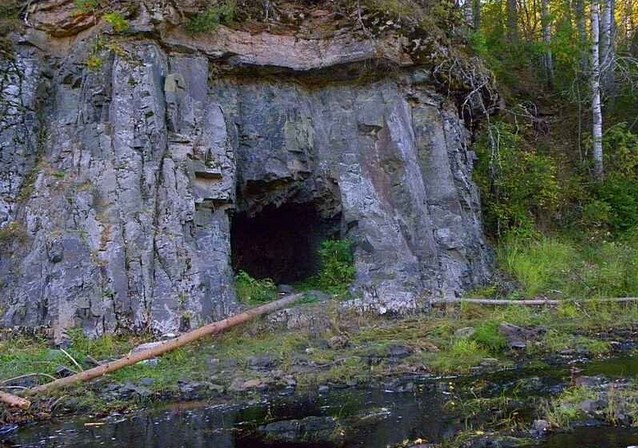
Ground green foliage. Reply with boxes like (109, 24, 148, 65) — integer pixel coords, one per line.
(315, 240, 356, 295)
(498, 233, 638, 300)
(234, 270, 277, 305)
(185, 1, 236, 35)
(473, 321, 508, 353)
(474, 121, 561, 236)
(577, 125, 638, 235)
(104, 12, 129, 33)
(74, 0, 100, 14)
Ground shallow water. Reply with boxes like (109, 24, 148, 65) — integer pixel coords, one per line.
(2, 385, 460, 448)
(520, 426, 638, 447)
(4, 356, 638, 448)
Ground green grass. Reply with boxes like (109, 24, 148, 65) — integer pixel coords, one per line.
(529, 329, 611, 357)
(428, 339, 491, 374)
(0, 333, 139, 386)
(542, 386, 598, 428)
(0, 222, 27, 249)
(213, 327, 310, 367)
(473, 321, 508, 353)
(497, 237, 577, 298)
(497, 233, 638, 300)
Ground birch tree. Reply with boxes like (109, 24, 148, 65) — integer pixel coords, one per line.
(600, 0, 615, 91)
(591, 0, 605, 181)
(464, 0, 474, 27)
(541, 0, 555, 89)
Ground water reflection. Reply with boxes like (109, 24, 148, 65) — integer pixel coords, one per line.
(5, 355, 638, 448)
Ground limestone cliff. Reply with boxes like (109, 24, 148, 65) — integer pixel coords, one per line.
(0, 0, 494, 337)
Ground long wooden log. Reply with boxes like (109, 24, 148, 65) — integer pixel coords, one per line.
(0, 390, 30, 409)
(431, 297, 638, 305)
(0, 293, 303, 408)
(29, 293, 303, 395)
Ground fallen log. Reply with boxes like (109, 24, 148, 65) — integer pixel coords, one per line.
(0, 391, 30, 410)
(431, 297, 638, 305)
(0, 293, 303, 409)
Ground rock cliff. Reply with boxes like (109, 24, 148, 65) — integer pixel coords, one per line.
(0, 0, 493, 337)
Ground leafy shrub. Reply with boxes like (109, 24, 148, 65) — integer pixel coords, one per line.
(316, 240, 356, 294)
(603, 123, 638, 177)
(474, 121, 561, 236)
(234, 270, 277, 305)
(595, 178, 638, 234)
(104, 12, 129, 33)
(580, 199, 613, 230)
(579, 125, 638, 236)
(185, 1, 236, 35)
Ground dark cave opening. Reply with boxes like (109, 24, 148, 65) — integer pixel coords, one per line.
(231, 203, 341, 285)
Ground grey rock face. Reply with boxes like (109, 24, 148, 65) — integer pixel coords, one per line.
(0, 18, 491, 337)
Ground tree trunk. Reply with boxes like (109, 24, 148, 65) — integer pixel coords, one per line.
(507, 0, 519, 42)
(541, 0, 555, 89)
(576, 0, 588, 72)
(0, 391, 31, 409)
(591, 0, 605, 182)
(0, 293, 303, 408)
(464, 0, 474, 27)
(472, 0, 481, 30)
(600, 0, 614, 91)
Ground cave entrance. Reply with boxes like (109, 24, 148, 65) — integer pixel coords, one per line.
(231, 202, 341, 285)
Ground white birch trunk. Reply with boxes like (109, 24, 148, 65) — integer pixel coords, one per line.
(591, 0, 604, 182)
(464, 0, 474, 26)
(600, 0, 614, 91)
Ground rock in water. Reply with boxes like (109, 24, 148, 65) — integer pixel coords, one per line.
(0, 3, 492, 337)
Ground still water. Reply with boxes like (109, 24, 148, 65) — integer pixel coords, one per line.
(4, 356, 638, 448)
